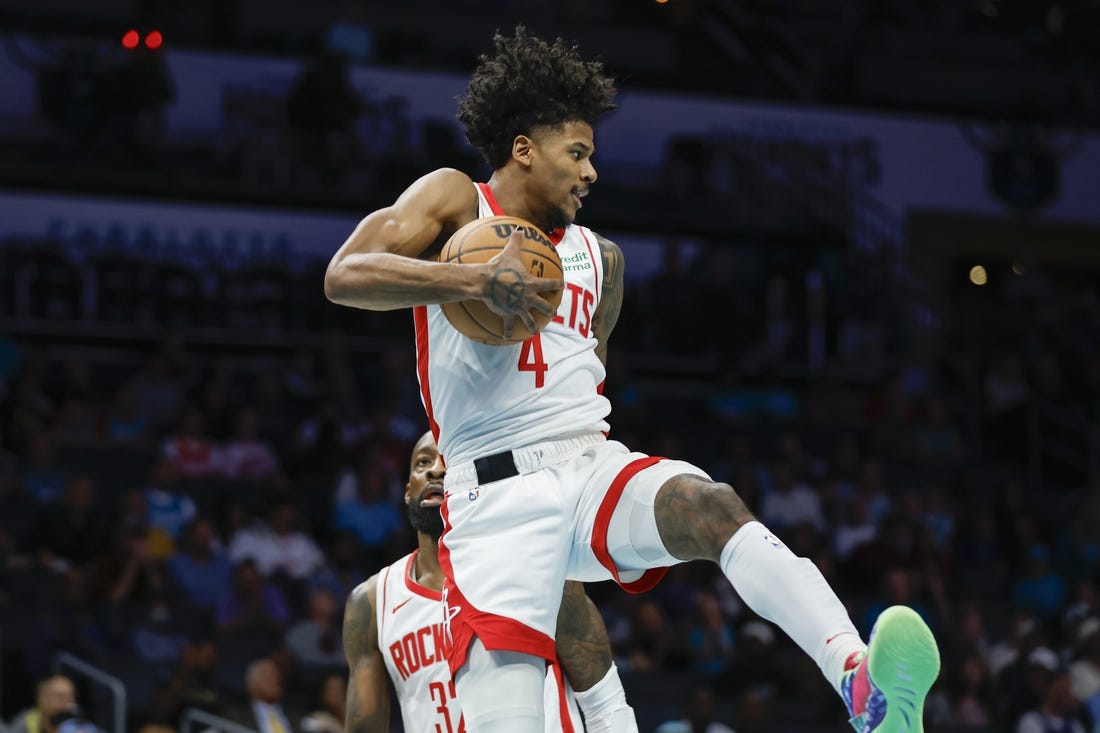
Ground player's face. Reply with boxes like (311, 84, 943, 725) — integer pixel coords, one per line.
(405, 432, 446, 537)
(530, 121, 597, 230)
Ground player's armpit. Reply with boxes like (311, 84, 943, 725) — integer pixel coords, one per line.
(344, 576, 392, 733)
(590, 234, 625, 365)
(555, 581, 614, 692)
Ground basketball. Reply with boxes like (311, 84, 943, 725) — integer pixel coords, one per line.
(438, 216, 563, 346)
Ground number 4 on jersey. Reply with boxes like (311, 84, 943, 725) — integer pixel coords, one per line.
(518, 334, 548, 388)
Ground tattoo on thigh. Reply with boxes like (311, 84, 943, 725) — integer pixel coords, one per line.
(654, 475, 753, 561)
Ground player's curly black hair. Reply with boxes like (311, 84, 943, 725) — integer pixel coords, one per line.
(458, 26, 617, 170)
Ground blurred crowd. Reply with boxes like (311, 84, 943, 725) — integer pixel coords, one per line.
(0, 233, 1099, 733)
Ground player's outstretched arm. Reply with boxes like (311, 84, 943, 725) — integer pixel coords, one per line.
(344, 576, 391, 733)
(324, 168, 563, 320)
(590, 234, 625, 366)
(324, 168, 480, 311)
(556, 580, 614, 690)
(556, 581, 639, 733)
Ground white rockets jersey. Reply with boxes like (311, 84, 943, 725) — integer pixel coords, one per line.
(413, 182, 612, 465)
(376, 551, 585, 732)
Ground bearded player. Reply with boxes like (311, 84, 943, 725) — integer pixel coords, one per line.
(342, 431, 635, 732)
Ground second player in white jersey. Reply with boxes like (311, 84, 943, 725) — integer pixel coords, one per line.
(414, 182, 611, 466)
(377, 550, 585, 732)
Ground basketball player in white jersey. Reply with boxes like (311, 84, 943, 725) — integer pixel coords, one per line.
(343, 431, 636, 732)
(325, 26, 940, 733)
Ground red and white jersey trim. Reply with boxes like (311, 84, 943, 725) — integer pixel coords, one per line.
(413, 182, 611, 466)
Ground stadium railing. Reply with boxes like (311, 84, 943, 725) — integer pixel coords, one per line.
(51, 652, 126, 733)
(180, 707, 258, 733)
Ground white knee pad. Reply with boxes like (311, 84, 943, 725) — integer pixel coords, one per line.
(455, 639, 545, 733)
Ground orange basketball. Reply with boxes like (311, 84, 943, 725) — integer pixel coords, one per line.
(438, 216, 563, 346)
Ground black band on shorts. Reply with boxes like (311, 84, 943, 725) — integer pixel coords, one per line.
(473, 451, 519, 485)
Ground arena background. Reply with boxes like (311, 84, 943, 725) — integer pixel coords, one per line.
(1, 0, 1100, 731)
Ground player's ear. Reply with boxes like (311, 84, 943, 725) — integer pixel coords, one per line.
(512, 135, 534, 168)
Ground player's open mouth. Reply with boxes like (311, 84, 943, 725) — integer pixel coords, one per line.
(572, 188, 587, 209)
(419, 484, 445, 508)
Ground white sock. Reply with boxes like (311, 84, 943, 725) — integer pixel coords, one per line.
(719, 521, 866, 695)
(572, 663, 639, 733)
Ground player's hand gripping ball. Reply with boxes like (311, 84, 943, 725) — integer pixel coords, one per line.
(439, 216, 563, 345)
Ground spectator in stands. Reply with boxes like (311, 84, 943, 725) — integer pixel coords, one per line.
(162, 406, 221, 478)
(149, 637, 225, 723)
(20, 431, 68, 504)
(8, 674, 77, 733)
(655, 685, 735, 733)
(685, 590, 736, 678)
(306, 529, 369, 603)
(0, 450, 39, 551)
(215, 559, 291, 641)
(624, 599, 677, 673)
(731, 684, 774, 733)
(105, 381, 149, 443)
(284, 350, 321, 420)
(143, 460, 197, 545)
(132, 351, 186, 434)
(220, 406, 281, 480)
(24, 568, 112, 680)
(90, 517, 170, 653)
(1, 372, 56, 455)
(284, 588, 343, 671)
(1070, 617, 1100, 732)
(251, 370, 292, 454)
(1056, 483, 1100, 583)
(34, 475, 109, 568)
(852, 458, 893, 525)
(832, 492, 879, 562)
(1016, 668, 1085, 733)
(1013, 544, 1068, 623)
(758, 461, 826, 535)
(292, 399, 359, 481)
(861, 566, 934, 637)
(168, 516, 233, 614)
(228, 501, 324, 582)
(129, 592, 191, 673)
(718, 621, 783, 697)
(989, 611, 1041, 680)
(950, 653, 996, 728)
(192, 362, 236, 441)
(299, 673, 345, 733)
(226, 657, 300, 733)
(911, 395, 965, 464)
(330, 461, 402, 567)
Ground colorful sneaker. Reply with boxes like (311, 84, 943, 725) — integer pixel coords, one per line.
(840, 606, 941, 732)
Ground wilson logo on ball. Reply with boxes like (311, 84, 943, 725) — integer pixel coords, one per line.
(439, 215, 563, 346)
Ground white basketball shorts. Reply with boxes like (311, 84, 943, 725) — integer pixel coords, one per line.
(437, 432, 709, 674)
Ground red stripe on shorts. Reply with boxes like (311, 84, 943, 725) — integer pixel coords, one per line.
(437, 499, 556, 674)
(413, 306, 440, 444)
(591, 456, 671, 594)
(549, 660, 576, 733)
